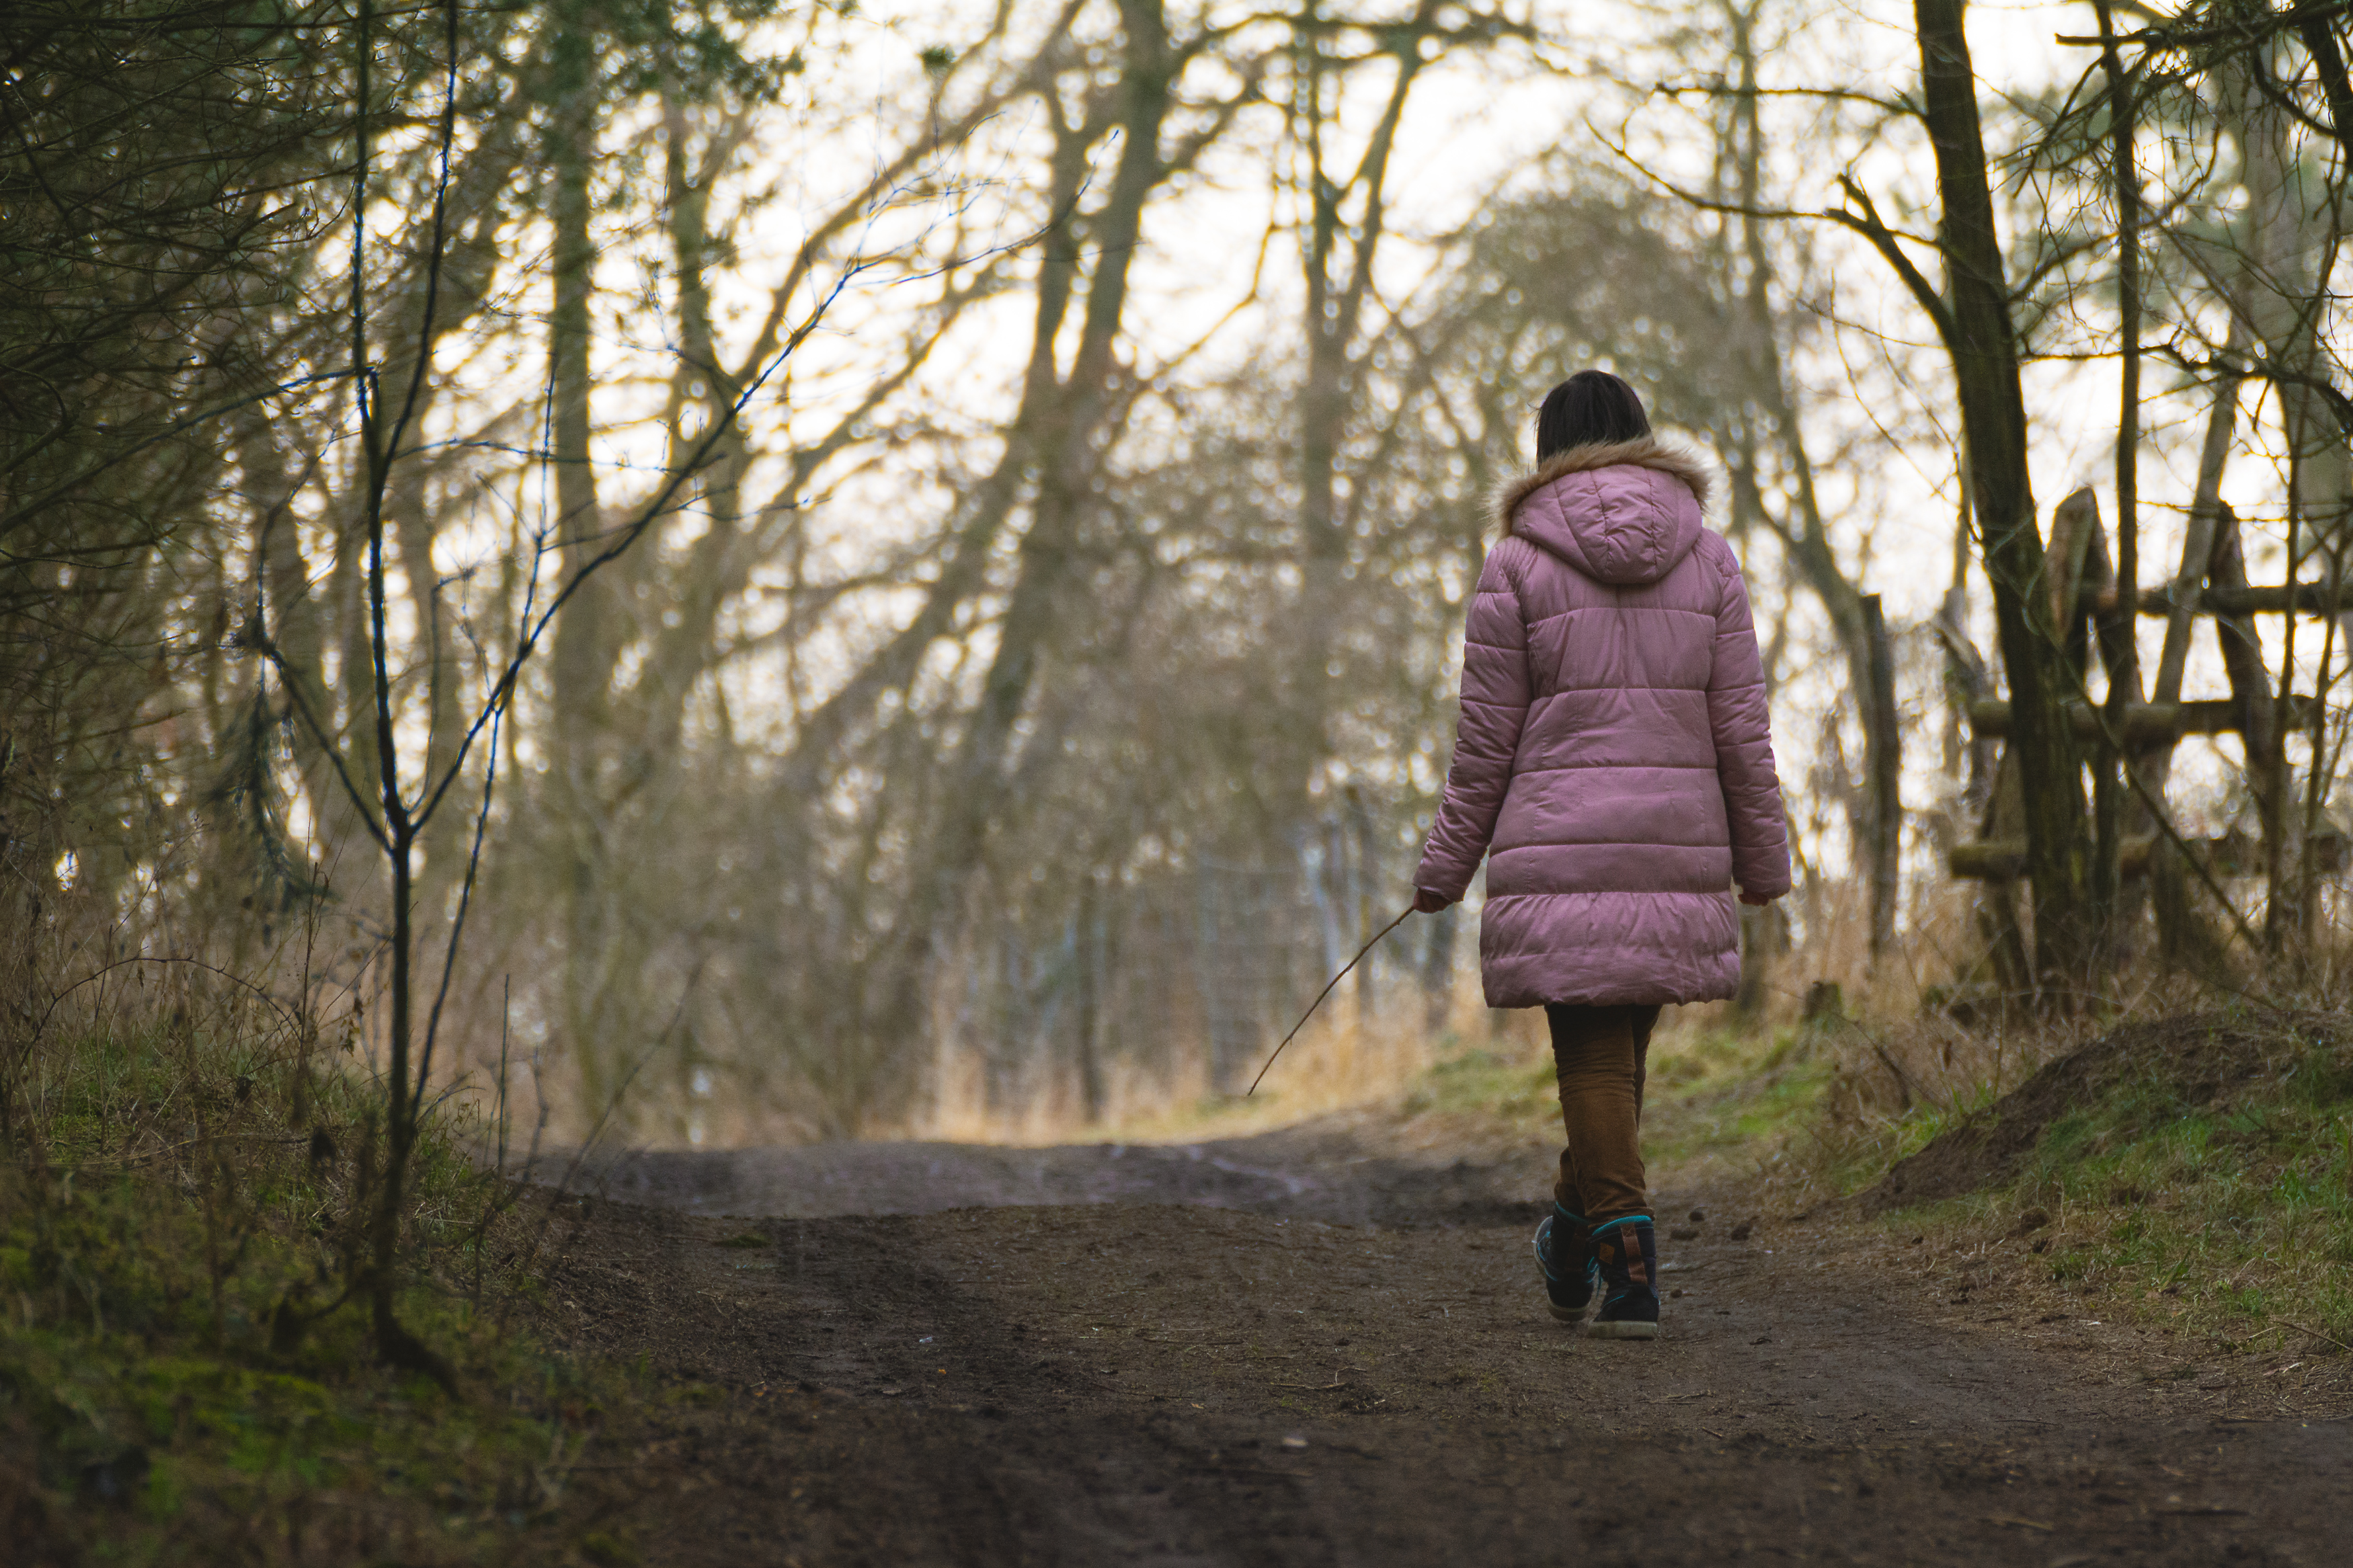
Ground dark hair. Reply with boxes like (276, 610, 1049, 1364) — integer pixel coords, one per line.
(1536, 370, 1651, 460)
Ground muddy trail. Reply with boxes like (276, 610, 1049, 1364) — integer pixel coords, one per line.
(531, 1117, 2350, 1566)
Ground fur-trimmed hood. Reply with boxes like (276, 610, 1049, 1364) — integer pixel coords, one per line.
(1490, 436, 1714, 587)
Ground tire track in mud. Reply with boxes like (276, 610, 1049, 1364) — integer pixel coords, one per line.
(742, 1216, 1337, 1568)
(546, 1199, 1336, 1567)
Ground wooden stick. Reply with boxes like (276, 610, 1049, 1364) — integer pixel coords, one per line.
(1246, 905, 1415, 1096)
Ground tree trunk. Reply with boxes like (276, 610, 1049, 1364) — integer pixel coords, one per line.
(1420, 901, 1458, 1032)
(542, 0, 616, 1114)
(236, 401, 364, 872)
(1861, 595, 1902, 957)
(547, 0, 609, 761)
(867, 2, 1177, 1098)
(2297, 11, 2353, 151)
(1734, 899, 1788, 1022)
(1725, 17, 1902, 964)
(2227, 48, 2346, 954)
(2094, 1, 2143, 970)
(1913, 0, 2091, 993)
(1073, 875, 1109, 1123)
(1292, 5, 1431, 819)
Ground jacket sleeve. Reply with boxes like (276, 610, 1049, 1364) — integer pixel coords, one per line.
(1707, 543, 1793, 898)
(1414, 542, 1531, 903)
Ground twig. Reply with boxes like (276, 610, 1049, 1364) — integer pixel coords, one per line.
(1871, 1040, 1922, 1110)
(1247, 905, 1414, 1095)
(1137, 1337, 1242, 1348)
(60, 1134, 312, 1171)
(2273, 1316, 2353, 1354)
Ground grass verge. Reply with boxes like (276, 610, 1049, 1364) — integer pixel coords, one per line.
(1391, 1004, 2353, 1370)
(1397, 1017, 1838, 1184)
(1818, 1009, 2353, 1366)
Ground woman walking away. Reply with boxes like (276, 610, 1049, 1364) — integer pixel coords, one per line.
(1410, 371, 1790, 1340)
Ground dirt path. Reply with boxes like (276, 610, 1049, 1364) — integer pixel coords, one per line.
(534, 1120, 2350, 1566)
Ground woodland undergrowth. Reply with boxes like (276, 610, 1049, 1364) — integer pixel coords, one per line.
(0, 965, 639, 1567)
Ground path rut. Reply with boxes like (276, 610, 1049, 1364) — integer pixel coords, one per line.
(533, 1123, 2350, 1565)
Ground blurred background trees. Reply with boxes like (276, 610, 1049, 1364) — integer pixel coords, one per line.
(6, 0, 2350, 1149)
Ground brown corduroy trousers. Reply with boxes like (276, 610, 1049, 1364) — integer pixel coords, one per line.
(1544, 1003, 1661, 1224)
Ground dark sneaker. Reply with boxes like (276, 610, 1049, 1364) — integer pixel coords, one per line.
(1587, 1216, 1661, 1339)
(1532, 1204, 1597, 1323)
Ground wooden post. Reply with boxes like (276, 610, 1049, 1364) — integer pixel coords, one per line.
(2147, 370, 2243, 966)
(2208, 506, 2290, 952)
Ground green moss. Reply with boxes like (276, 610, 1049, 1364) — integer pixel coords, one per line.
(1862, 1024, 2353, 1351)
(1, 1027, 636, 1563)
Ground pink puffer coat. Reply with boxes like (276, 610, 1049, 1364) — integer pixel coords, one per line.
(1414, 437, 1791, 1008)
